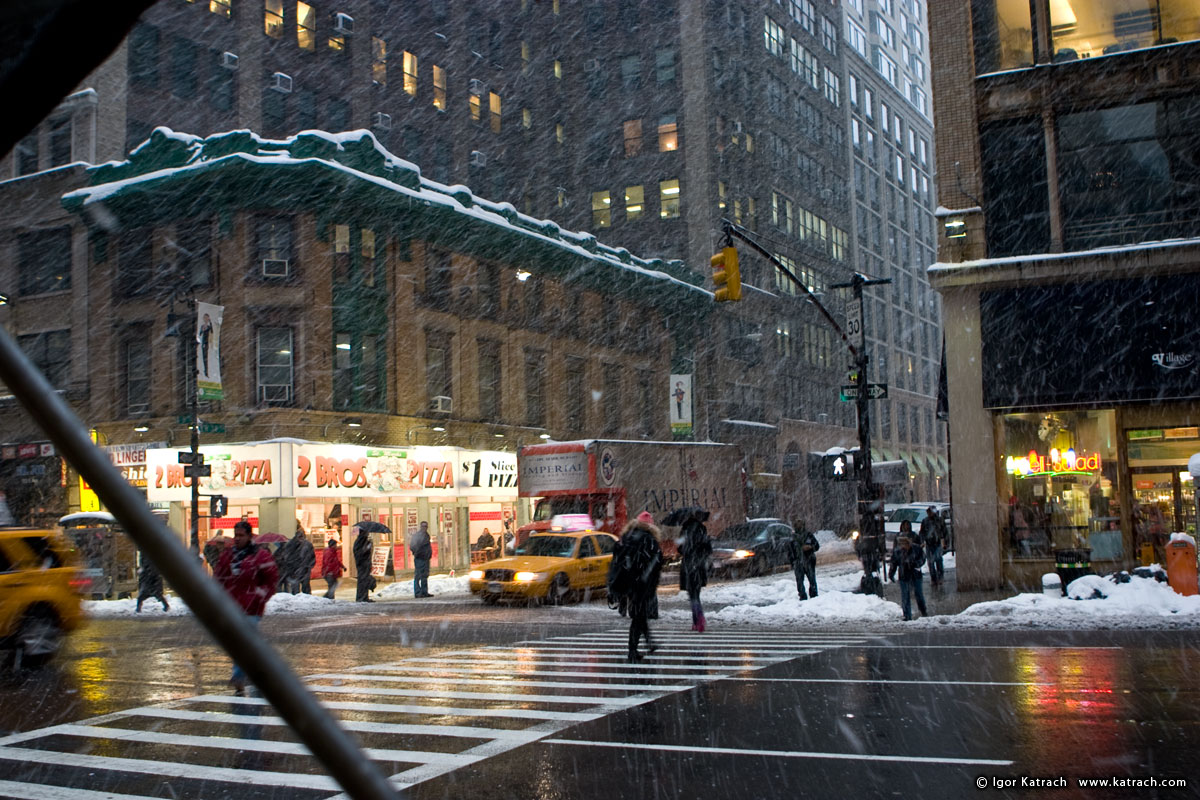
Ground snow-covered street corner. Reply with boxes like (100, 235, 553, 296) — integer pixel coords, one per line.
(374, 572, 472, 600)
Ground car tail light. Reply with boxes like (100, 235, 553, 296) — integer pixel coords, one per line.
(733, 549, 754, 559)
(68, 577, 89, 593)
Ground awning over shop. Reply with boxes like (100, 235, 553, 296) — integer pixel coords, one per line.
(905, 452, 929, 475)
(932, 453, 949, 475)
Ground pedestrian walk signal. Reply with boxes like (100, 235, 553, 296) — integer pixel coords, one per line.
(823, 452, 854, 481)
(710, 246, 741, 302)
(210, 495, 228, 517)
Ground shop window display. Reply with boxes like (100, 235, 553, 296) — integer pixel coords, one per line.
(999, 409, 1120, 559)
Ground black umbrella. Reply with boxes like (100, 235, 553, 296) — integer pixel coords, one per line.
(354, 520, 391, 534)
(661, 506, 709, 526)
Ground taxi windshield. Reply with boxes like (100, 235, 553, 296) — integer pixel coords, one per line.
(518, 536, 577, 558)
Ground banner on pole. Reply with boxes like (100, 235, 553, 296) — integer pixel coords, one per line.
(669, 374, 693, 437)
(196, 302, 224, 401)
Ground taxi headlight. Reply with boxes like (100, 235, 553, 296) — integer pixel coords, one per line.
(468, 570, 484, 580)
(733, 549, 754, 559)
(514, 571, 544, 582)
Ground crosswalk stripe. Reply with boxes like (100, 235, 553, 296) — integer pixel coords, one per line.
(403, 653, 800, 665)
(46, 724, 476, 767)
(346, 664, 730, 681)
(110, 707, 549, 741)
(352, 656, 797, 672)
(0, 745, 340, 790)
(185, 694, 605, 721)
(0, 778, 160, 800)
(494, 645, 834, 655)
(303, 683, 659, 705)
(308, 673, 696, 692)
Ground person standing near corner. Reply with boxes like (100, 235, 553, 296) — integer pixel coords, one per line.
(888, 521, 928, 621)
(409, 520, 434, 598)
(787, 521, 820, 600)
(214, 520, 279, 694)
(352, 524, 375, 602)
(919, 506, 947, 586)
(321, 538, 345, 599)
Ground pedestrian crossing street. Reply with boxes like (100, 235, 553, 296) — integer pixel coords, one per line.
(0, 629, 879, 800)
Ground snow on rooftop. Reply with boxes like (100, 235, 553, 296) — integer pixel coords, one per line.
(930, 235, 1200, 274)
(63, 127, 708, 298)
(720, 419, 779, 429)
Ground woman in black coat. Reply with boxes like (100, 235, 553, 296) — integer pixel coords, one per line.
(678, 512, 712, 632)
(135, 553, 169, 612)
(352, 527, 375, 602)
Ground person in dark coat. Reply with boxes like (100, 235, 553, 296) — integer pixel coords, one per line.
(787, 520, 820, 600)
(285, 527, 316, 594)
(202, 533, 227, 574)
(352, 525, 375, 602)
(214, 520, 279, 693)
(615, 514, 663, 662)
(475, 528, 495, 559)
(677, 510, 712, 632)
(135, 552, 169, 612)
(888, 521, 928, 621)
(409, 521, 434, 598)
(919, 507, 947, 585)
(321, 539, 346, 599)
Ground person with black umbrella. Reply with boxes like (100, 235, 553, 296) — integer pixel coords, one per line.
(352, 523, 376, 602)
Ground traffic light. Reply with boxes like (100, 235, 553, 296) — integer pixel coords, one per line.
(710, 246, 741, 302)
(823, 452, 854, 481)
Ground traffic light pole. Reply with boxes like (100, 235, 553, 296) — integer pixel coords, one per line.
(717, 221, 891, 594)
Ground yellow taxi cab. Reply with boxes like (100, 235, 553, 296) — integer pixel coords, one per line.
(0, 529, 85, 669)
(468, 528, 617, 604)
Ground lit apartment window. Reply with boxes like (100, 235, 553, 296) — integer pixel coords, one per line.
(623, 119, 642, 157)
(592, 190, 611, 228)
(210, 0, 232, 17)
(333, 223, 351, 281)
(521, 41, 531, 72)
(744, 132, 754, 153)
(522, 108, 532, 128)
(372, 37, 387, 85)
(659, 179, 680, 219)
(433, 65, 446, 110)
(265, 0, 284, 37)
(297, 2, 316, 50)
(553, 59, 562, 79)
(361, 228, 376, 287)
(489, 92, 501, 133)
(469, 91, 481, 122)
(658, 115, 678, 151)
(403, 51, 418, 96)
(555, 123, 564, 144)
(718, 181, 726, 210)
(552, 0, 559, 12)
(625, 185, 644, 221)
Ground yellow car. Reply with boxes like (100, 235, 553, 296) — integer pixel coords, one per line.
(468, 530, 617, 604)
(0, 529, 85, 669)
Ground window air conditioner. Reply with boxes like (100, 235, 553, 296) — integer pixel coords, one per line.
(333, 12, 354, 35)
(220, 52, 239, 70)
(584, 58, 601, 72)
(372, 112, 392, 131)
(431, 395, 453, 414)
(733, 120, 744, 133)
(469, 150, 487, 167)
(468, 78, 487, 95)
(262, 258, 290, 278)
(270, 72, 292, 93)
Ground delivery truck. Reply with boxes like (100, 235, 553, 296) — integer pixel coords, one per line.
(517, 439, 747, 559)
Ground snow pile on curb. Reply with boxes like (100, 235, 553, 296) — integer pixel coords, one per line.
(374, 573, 471, 600)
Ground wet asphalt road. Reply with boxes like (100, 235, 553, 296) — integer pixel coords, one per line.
(0, 602, 1196, 800)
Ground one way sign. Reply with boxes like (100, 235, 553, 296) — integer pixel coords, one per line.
(839, 383, 889, 401)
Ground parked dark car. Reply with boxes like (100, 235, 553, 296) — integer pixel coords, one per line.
(709, 518, 795, 579)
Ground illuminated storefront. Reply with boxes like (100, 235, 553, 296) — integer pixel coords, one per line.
(146, 441, 521, 577)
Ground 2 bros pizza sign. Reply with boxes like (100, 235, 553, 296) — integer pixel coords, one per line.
(147, 442, 516, 501)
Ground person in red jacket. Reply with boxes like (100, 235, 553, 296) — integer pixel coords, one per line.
(321, 538, 346, 599)
(214, 520, 279, 694)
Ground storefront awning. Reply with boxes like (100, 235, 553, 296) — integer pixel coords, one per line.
(933, 453, 949, 475)
(905, 452, 929, 475)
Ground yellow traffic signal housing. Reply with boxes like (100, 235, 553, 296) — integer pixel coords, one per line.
(710, 246, 741, 302)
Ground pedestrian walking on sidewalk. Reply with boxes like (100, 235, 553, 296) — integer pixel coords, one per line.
(787, 521, 820, 600)
(284, 526, 316, 594)
(214, 520, 279, 694)
(321, 538, 345, 599)
(888, 521, 927, 621)
(135, 552, 169, 612)
(920, 507, 947, 586)
(609, 514, 663, 662)
(409, 521, 434, 597)
(352, 524, 375, 602)
(678, 510, 712, 632)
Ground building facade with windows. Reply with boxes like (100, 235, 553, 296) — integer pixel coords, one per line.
(928, 0, 1200, 589)
(842, 0, 944, 501)
(0, 128, 709, 564)
(2, 0, 945, 527)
